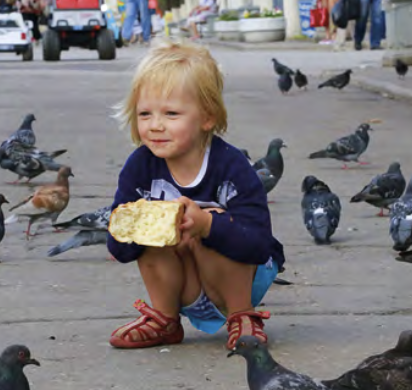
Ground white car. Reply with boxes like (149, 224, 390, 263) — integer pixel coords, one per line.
(0, 12, 33, 61)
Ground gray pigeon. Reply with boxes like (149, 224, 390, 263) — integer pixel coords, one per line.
(301, 176, 341, 244)
(0, 114, 36, 151)
(228, 335, 328, 390)
(322, 330, 412, 390)
(257, 169, 277, 195)
(48, 230, 108, 257)
(395, 59, 408, 79)
(48, 206, 111, 256)
(0, 141, 67, 183)
(278, 72, 293, 95)
(0, 345, 40, 390)
(350, 162, 406, 216)
(253, 139, 287, 191)
(271, 58, 295, 76)
(51, 205, 111, 232)
(294, 69, 308, 90)
(318, 69, 352, 90)
(390, 176, 412, 254)
(309, 124, 373, 169)
(0, 194, 9, 246)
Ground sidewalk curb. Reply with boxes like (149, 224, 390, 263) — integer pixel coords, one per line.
(203, 38, 332, 52)
(352, 75, 412, 103)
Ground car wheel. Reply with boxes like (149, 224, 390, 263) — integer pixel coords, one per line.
(97, 28, 116, 60)
(22, 44, 33, 61)
(43, 29, 61, 61)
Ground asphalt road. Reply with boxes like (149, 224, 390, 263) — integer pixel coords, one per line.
(0, 44, 411, 390)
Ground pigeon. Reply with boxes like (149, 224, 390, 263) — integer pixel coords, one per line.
(271, 58, 295, 76)
(395, 59, 408, 79)
(257, 169, 277, 195)
(0, 142, 67, 183)
(253, 139, 286, 191)
(309, 124, 373, 169)
(5, 166, 74, 239)
(0, 114, 36, 151)
(47, 206, 110, 257)
(322, 330, 412, 390)
(51, 205, 111, 231)
(390, 176, 412, 254)
(278, 72, 293, 95)
(294, 69, 308, 90)
(318, 69, 352, 90)
(301, 175, 341, 244)
(228, 335, 328, 390)
(0, 194, 9, 246)
(0, 344, 40, 390)
(47, 230, 108, 257)
(350, 162, 406, 217)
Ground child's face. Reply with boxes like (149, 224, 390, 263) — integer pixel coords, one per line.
(136, 85, 213, 162)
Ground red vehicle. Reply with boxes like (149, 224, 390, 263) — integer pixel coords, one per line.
(42, 0, 116, 61)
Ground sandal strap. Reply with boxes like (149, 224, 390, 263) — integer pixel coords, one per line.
(133, 299, 174, 327)
(226, 310, 270, 349)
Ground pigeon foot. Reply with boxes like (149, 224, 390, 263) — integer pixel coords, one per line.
(376, 209, 386, 217)
(358, 161, 370, 165)
(341, 164, 349, 170)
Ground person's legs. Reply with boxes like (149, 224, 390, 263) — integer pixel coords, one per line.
(189, 21, 200, 39)
(354, 0, 370, 49)
(369, 0, 383, 48)
(121, 0, 138, 42)
(137, 0, 151, 43)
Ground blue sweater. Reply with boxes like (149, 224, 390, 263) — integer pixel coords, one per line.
(107, 136, 285, 269)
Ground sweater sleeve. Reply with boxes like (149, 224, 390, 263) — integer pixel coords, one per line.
(202, 159, 284, 266)
(107, 151, 146, 263)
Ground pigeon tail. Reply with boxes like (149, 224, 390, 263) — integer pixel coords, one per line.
(4, 214, 20, 225)
(312, 213, 331, 243)
(49, 149, 67, 159)
(391, 217, 412, 251)
(309, 150, 328, 159)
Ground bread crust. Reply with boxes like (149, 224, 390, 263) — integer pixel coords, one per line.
(108, 199, 184, 247)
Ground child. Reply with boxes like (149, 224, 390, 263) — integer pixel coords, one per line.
(107, 39, 285, 350)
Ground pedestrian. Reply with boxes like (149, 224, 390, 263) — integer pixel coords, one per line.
(107, 40, 285, 351)
(121, 0, 151, 46)
(318, 0, 336, 45)
(182, 0, 217, 40)
(18, 0, 44, 44)
(354, 0, 383, 50)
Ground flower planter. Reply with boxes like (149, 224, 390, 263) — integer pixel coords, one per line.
(239, 16, 285, 43)
(214, 20, 241, 41)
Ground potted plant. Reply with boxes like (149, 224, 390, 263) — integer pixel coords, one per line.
(239, 8, 285, 43)
(214, 11, 241, 41)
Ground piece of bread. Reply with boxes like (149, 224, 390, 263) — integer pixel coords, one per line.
(108, 199, 184, 247)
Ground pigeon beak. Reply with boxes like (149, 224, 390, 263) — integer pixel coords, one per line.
(28, 358, 40, 366)
(227, 348, 237, 358)
(69, 173, 74, 177)
(3, 198, 9, 204)
(282, 142, 288, 148)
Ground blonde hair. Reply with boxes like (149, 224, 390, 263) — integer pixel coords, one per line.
(114, 39, 228, 146)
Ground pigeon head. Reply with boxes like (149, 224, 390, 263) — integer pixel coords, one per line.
(346, 69, 353, 75)
(271, 58, 278, 64)
(267, 138, 287, 154)
(25, 114, 36, 122)
(21, 114, 36, 128)
(58, 166, 74, 178)
(1, 345, 40, 367)
(394, 330, 412, 354)
(387, 162, 401, 174)
(227, 335, 269, 357)
(302, 175, 319, 193)
(0, 194, 9, 205)
(358, 123, 372, 133)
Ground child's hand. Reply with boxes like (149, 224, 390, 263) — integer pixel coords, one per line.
(177, 197, 213, 240)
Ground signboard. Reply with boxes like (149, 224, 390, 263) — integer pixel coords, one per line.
(299, 0, 316, 37)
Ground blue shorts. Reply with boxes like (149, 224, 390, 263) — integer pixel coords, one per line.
(180, 258, 278, 334)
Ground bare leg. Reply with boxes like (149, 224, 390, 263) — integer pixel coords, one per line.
(189, 238, 257, 316)
(189, 22, 200, 39)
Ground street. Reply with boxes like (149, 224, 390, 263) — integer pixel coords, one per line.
(1, 44, 412, 390)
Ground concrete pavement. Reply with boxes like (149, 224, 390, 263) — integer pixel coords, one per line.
(0, 44, 412, 389)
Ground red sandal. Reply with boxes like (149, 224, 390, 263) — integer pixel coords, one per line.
(110, 299, 184, 349)
(226, 310, 271, 350)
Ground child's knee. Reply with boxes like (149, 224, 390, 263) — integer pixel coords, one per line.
(139, 246, 176, 264)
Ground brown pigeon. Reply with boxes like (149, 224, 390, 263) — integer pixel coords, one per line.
(5, 166, 74, 239)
